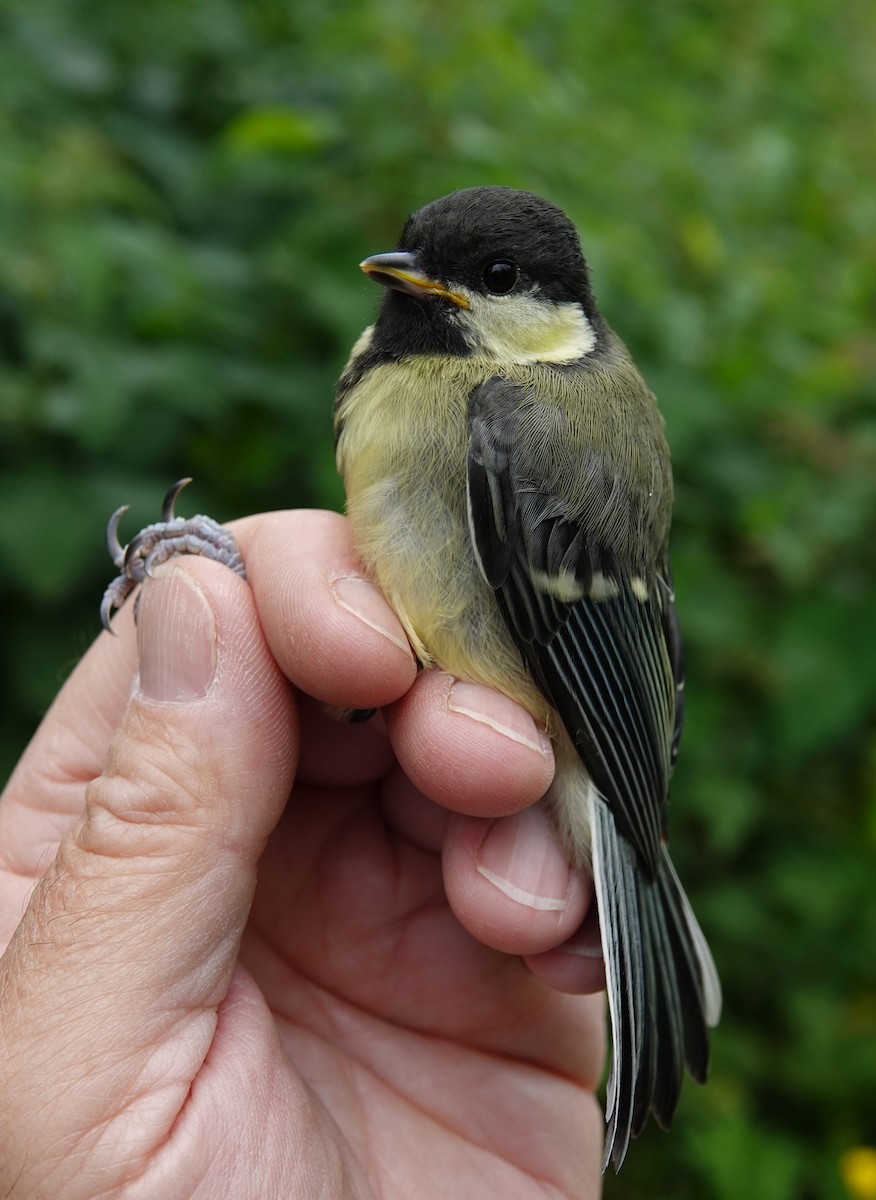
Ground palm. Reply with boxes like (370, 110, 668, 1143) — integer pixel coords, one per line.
(196, 701, 604, 1198)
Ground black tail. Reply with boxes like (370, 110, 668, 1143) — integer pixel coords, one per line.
(591, 793, 721, 1171)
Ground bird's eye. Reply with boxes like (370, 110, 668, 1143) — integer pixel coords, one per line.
(482, 260, 519, 294)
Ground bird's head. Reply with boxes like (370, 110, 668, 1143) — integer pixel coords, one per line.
(362, 186, 603, 364)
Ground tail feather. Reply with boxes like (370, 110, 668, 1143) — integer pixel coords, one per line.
(663, 849, 722, 1028)
(639, 876, 684, 1132)
(591, 792, 721, 1172)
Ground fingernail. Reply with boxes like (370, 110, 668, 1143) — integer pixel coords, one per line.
(447, 681, 552, 759)
(476, 806, 571, 911)
(137, 567, 217, 702)
(331, 576, 413, 657)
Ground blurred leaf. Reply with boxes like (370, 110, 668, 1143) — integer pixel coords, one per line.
(223, 106, 335, 155)
(689, 1115, 803, 1200)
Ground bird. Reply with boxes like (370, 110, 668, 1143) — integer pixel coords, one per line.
(333, 185, 721, 1170)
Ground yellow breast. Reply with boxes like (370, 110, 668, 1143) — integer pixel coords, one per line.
(336, 354, 549, 721)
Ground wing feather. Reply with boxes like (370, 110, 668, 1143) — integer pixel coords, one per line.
(467, 373, 716, 1168)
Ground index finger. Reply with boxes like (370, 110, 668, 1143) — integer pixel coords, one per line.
(233, 508, 418, 709)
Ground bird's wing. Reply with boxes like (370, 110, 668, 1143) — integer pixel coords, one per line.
(467, 373, 714, 1170)
(466, 374, 681, 876)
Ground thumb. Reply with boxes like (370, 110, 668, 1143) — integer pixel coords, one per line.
(0, 560, 296, 1187)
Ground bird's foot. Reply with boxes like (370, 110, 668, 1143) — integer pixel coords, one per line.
(100, 478, 245, 631)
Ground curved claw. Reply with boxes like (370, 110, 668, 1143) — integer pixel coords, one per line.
(99, 478, 246, 630)
(106, 505, 130, 570)
(100, 594, 118, 635)
(162, 478, 193, 523)
(143, 545, 161, 579)
(100, 575, 136, 634)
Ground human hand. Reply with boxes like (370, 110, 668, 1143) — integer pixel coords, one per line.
(0, 510, 605, 1199)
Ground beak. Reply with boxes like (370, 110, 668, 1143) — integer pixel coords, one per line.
(359, 251, 470, 309)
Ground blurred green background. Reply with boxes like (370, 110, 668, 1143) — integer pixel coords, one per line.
(1, 0, 874, 1196)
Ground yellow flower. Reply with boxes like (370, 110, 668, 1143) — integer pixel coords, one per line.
(842, 1148, 876, 1199)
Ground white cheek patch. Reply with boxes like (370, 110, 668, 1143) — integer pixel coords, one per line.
(453, 290, 597, 364)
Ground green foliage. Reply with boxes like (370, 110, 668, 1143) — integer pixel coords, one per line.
(1, 0, 874, 1194)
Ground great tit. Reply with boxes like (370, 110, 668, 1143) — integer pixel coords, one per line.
(334, 185, 721, 1170)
